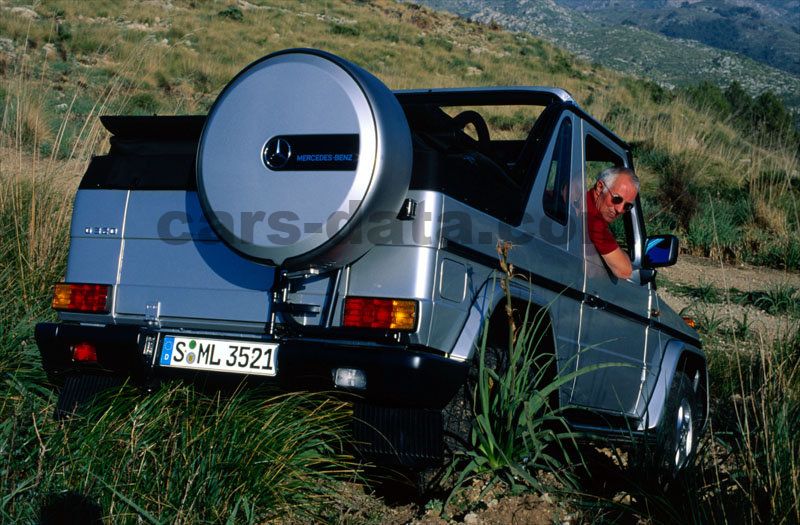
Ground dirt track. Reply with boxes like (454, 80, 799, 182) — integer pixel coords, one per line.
(660, 254, 800, 292)
(658, 255, 800, 342)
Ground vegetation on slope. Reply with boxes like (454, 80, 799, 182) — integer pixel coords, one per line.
(0, 0, 798, 522)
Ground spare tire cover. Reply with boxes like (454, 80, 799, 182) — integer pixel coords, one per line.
(197, 49, 412, 268)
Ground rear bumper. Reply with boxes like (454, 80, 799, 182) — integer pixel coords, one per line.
(35, 322, 469, 409)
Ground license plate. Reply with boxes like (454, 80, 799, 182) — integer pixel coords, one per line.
(158, 335, 277, 376)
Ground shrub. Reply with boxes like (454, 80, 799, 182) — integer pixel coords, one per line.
(330, 24, 360, 37)
(640, 195, 677, 235)
(684, 80, 731, 119)
(645, 148, 699, 231)
(128, 92, 159, 114)
(742, 285, 800, 316)
(687, 197, 743, 257)
(749, 90, 799, 146)
(605, 103, 632, 129)
(487, 111, 531, 133)
(745, 237, 800, 271)
(218, 6, 244, 21)
(56, 22, 71, 42)
(547, 54, 576, 76)
(686, 80, 800, 149)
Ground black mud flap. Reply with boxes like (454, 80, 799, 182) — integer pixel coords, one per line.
(55, 375, 126, 420)
(352, 402, 444, 469)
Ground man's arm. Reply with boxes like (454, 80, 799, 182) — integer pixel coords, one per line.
(601, 247, 633, 279)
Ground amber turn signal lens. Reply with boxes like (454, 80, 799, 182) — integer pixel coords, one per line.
(682, 316, 697, 329)
(52, 283, 111, 313)
(343, 297, 417, 331)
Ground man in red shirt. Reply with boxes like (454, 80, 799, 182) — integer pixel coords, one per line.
(586, 167, 640, 279)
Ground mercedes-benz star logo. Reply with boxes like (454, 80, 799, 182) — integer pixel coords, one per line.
(263, 137, 292, 170)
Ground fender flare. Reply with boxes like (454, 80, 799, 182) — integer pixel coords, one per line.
(448, 276, 549, 362)
(640, 338, 708, 432)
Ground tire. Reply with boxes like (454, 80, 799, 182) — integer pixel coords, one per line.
(654, 371, 700, 481)
(442, 312, 556, 455)
(441, 342, 508, 454)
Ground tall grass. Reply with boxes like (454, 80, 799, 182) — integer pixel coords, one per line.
(561, 304, 800, 523)
(1, 383, 356, 523)
(674, 326, 800, 524)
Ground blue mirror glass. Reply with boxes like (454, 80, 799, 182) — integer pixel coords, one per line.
(644, 235, 679, 268)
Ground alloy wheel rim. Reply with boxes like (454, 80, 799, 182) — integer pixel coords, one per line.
(673, 398, 694, 469)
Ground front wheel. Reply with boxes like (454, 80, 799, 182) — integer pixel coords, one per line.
(654, 371, 700, 481)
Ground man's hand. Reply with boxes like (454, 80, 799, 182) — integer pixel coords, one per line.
(601, 247, 633, 280)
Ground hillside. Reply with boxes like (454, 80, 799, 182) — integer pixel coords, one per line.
(555, 0, 800, 76)
(410, 0, 800, 112)
(3, 0, 797, 269)
(1, 0, 798, 523)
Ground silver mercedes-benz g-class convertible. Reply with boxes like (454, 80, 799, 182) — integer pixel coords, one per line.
(36, 48, 706, 475)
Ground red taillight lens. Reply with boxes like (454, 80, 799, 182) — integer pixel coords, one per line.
(342, 297, 417, 331)
(72, 342, 97, 363)
(52, 283, 111, 313)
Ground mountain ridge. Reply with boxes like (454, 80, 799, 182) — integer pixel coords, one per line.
(554, 0, 800, 76)
(410, 0, 800, 113)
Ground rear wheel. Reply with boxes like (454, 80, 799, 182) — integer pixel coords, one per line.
(441, 340, 511, 454)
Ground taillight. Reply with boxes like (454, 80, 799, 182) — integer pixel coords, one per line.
(342, 297, 417, 331)
(52, 283, 111, 313)
(72, 342, 98, 363)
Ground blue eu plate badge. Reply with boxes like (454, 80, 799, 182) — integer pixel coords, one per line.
(160, 336, 175, 366)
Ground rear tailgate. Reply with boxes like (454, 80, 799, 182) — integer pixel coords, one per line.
(64, 116, 274, 332)
(114, 190, 274, 330)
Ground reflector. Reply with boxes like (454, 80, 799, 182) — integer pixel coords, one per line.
(343, 297, 417, 331)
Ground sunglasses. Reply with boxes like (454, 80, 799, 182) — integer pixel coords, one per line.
(610, 193, 635, 212)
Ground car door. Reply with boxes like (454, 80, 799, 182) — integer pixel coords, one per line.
(519, 112, 584, 407)
(572, 123, 654, 416)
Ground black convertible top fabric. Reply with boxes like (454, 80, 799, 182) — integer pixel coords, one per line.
(79, 116, 204, 191)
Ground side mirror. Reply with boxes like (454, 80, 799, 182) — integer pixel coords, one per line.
(644, 234, 679, 268)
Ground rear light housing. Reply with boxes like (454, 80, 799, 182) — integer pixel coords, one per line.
(342, 297, 417, 331)
(52, 283, 112, 313)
